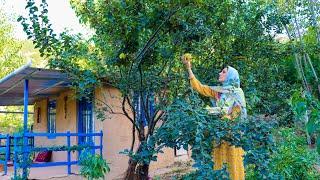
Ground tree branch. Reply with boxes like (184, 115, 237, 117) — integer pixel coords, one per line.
(128, 8, 181, 76)
(121, 95, 141, 134)
(95, 98, 126, 116)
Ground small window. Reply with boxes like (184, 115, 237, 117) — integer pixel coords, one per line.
(47, 100, 56, 133)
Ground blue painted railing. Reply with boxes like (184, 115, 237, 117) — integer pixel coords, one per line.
(0, 130, 103, 177)
(0, 134, 10, 175)
(0, 136, 34, 159)
(0, 134, 34, 175)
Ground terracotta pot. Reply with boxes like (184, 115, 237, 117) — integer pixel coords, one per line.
(0, 164, 4, 172)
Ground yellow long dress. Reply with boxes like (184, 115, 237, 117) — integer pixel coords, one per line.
(190, 77, 245, 180)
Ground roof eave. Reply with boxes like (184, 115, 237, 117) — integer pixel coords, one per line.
(0, 61, 32, 84)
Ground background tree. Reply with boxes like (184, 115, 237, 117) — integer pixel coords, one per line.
(0, 9, 43, 134)
(0, 11, 25, 78)
(273, 0, 320, 150)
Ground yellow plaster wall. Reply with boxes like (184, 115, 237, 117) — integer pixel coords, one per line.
(94, 87, 134, 178)
(33, 90, 78, 162)
(94, 86, 176, 179)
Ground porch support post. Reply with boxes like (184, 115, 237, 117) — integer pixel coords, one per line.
(23, 79, 29, 177)
(4, 134, 9, 175)
(67, 131, 71, 175)
(23, 79, 29, 133)
(100, 130, 103, 157)
(13, 135, 17, 177)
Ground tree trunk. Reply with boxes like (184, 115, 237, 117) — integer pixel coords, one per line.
(124, 143, 150, 180)
(125, 158, 149, 180)
(125, 158, 138, 180)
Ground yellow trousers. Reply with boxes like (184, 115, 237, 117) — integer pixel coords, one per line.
(213, 141, 245, 180)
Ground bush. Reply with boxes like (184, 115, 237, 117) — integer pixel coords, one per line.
(79, 150, 110, 180)
(266, 127, 319, 180)
(156, 94, 278, 179)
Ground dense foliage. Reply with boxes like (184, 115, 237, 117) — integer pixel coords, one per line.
(271, 127, 319, 180)
(155, 93, 277, 179)
(290, 90, 320, 152)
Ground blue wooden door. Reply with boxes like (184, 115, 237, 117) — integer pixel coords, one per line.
(78, 98, 93, 146)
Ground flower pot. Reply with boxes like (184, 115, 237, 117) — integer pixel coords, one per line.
(0, 164, 4, 172)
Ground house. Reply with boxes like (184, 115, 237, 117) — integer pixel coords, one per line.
(0, 63, 189, 179)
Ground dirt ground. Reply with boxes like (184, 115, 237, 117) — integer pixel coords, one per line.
(150, 160, 194, 180)
(0, 160, 194, 180)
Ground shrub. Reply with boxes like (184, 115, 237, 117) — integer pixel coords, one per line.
(271, 127, 319, 179)
(79, 150, 110, 180)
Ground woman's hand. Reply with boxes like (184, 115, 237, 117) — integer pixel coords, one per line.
(181, 53, 195, 79)
(181, 53, 192, 69)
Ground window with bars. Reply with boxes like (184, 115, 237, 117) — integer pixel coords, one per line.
(47, 100, 56, 133)
(78, 98, 93, 144)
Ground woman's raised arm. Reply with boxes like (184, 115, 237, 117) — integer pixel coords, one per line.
(181, 54, 218, 98)
(189, 76, 218, 98)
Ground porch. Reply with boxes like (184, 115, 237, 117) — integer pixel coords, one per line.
(0, 63, 104, 179)
(1, 166, 81, 180)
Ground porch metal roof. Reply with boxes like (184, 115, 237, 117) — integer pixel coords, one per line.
(0, 62, 71, 106)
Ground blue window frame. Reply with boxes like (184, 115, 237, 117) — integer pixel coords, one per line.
(133, 92, 155, 126)
(47, 100, 56, 133)
(78, 98, 93, 145)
